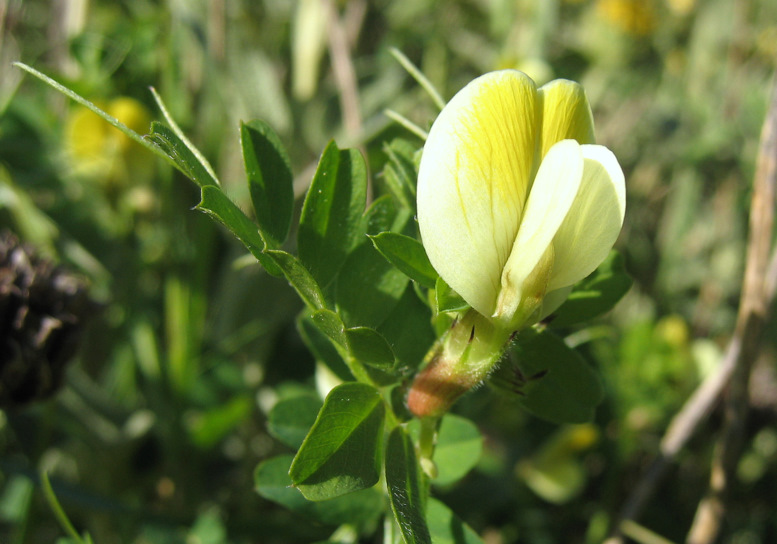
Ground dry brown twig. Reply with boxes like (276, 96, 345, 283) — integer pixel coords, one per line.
(324, 0, 364, 143)
(685, 74, 777, 544)
(606, 76, 777, 544)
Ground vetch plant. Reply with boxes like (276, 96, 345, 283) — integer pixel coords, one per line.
(17, 59, 631, 543)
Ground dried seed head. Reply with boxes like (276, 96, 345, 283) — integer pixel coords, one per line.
(0, 231, 93, 408)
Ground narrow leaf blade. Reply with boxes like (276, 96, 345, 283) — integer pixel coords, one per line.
(148, 122, 218, 188)
(386, 426, 431, 544)
(311, 309, 348, 348)
(381, 138, 419, 210)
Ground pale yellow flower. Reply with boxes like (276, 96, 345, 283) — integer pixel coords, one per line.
(417, 70, 625, 331)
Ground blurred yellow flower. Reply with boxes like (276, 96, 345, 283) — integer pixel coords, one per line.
(665, 0, 696, 16)
(65, 96, 151, 186)
(596, 0, 656, 36)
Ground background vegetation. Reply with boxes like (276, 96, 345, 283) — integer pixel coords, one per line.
(1, 0, 776, 542)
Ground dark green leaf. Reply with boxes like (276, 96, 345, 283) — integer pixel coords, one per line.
(491, 328, 604, 424)
(297, 315, 353, 382)
(311, 309, 348, 347)
(298, 141, 367, 287)
(197, 185, 281, 276)
(363, 195, 396, 234)
(385, 426, 431, 544)
(370, 232, 438, 288)
(290, 383, 385, 501)
(265, 250, 326, 311)
(376, 286, 435, 372)
(435, 277, 469, 313)
(241, 120, 294, 247)
(551, 251, 632, 327)
(426, 498, 483, 544)
(345, 327, 395, 369)
(335, 242, 409, 329)
(268, 395, 323, 449)
(147, 122, 218, 188)
(255, 455, 384, 526)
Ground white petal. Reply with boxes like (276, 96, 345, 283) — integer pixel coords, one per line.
(495, 139, 584, 325)
(417, 70, 540, 317)
(547, 144, 626, 291)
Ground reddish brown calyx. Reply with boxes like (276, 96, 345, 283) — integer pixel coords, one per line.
(406, 355, 474, 419)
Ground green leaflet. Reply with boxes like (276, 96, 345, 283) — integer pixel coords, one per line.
(435, 277, 469, 313)
(265, 250, 327, 311)
(426, 498, 483, 544)
(298, 141, 367, 288)
(241, 120, 294, 248)
(381, 138, 419, 211)
(255, 455, 384, 527)
(335, 241, 409, 329)
(289, 383, 384, 501)
(370, 232, 438, 289)
(311, 309, 395, 369)
(267, 394, 322, 449)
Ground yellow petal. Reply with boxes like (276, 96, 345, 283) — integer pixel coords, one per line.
(548, 144, 626, 291)
(538, 80, 595, 159)
(417, 70, 541, 317)
(495, 139, 584, 326)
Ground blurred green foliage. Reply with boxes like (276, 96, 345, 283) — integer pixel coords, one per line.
(1, 0, 776, 543)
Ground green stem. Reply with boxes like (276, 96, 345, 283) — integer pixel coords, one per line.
(388, 47, 446, 110)
(418, 416, 440, 479)
(40, 472, 92, 544)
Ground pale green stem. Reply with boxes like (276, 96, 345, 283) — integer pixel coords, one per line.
(388, 47, 446, 110)
(383, 109, 428, 140)
(40, 472, 93, 544)
(418, 416, 440, 479)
